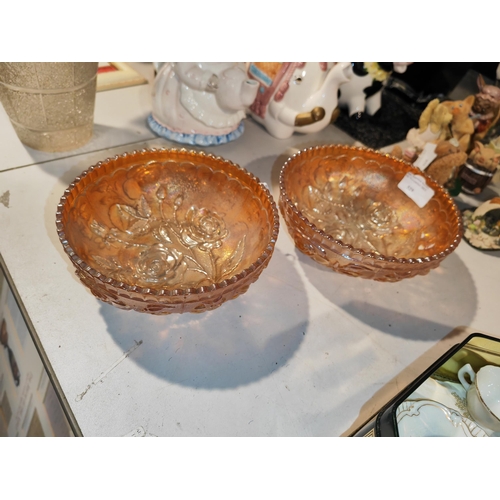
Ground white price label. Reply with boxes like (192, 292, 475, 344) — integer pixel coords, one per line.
(413, 142, 437, 171)
(398, 172, 435, 208)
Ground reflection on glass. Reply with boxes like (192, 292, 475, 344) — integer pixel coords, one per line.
(396, 336, 500, 437)
(0, 319, 20, 387)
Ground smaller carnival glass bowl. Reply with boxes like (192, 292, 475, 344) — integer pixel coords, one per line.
(279, 144, 463, 282)
(56, 148, 279, 314)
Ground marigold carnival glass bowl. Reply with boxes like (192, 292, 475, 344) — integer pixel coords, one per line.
(56, 148, 279, 314)
(279, 144, 463, 282)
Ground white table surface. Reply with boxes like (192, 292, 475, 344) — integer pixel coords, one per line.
(1, 65, 499, 437)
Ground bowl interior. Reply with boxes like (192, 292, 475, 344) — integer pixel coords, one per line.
(61, 150, 274, 291)
(281, 146, 461, 260)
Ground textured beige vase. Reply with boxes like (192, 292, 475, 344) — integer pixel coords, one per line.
(0, 62, 98, 152)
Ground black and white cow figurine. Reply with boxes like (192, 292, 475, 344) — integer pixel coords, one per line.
(338, 62, 411, 119)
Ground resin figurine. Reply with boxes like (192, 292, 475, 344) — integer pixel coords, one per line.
(471, 74, 500, 141)
(338, 62, 412, 118)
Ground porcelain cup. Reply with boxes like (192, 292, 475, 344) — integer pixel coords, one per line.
(458, 363, 500, 431)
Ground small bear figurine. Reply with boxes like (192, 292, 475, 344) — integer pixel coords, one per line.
(441, 95, 475, 152)
(406, 98, 452, 153)
(425, 140, 467, 187)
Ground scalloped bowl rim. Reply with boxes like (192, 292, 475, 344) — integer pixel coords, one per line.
(279, 144, 463, 266)
(56, 147, 280, 299)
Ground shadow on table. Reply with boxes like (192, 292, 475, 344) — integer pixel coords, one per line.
(99, 247, 309, 390)
(295, 249, 477, 342)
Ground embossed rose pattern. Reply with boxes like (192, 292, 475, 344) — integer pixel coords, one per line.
(88, 185, 246, 289)
(135, 244, 187, 285)
(298, 160, 423, 257)
(180, 207, 228, 251)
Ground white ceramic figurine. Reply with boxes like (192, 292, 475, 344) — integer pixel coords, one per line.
(247, 62, 353, 139)
(148, 62, 259, 146)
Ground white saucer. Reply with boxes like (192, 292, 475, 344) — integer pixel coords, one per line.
(396, 399, 488, 437)
(395, 376, 500, 436)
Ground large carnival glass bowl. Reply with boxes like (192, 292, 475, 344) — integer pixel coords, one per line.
(279, 144, 462, 282)
(56, 148, 279, 314)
